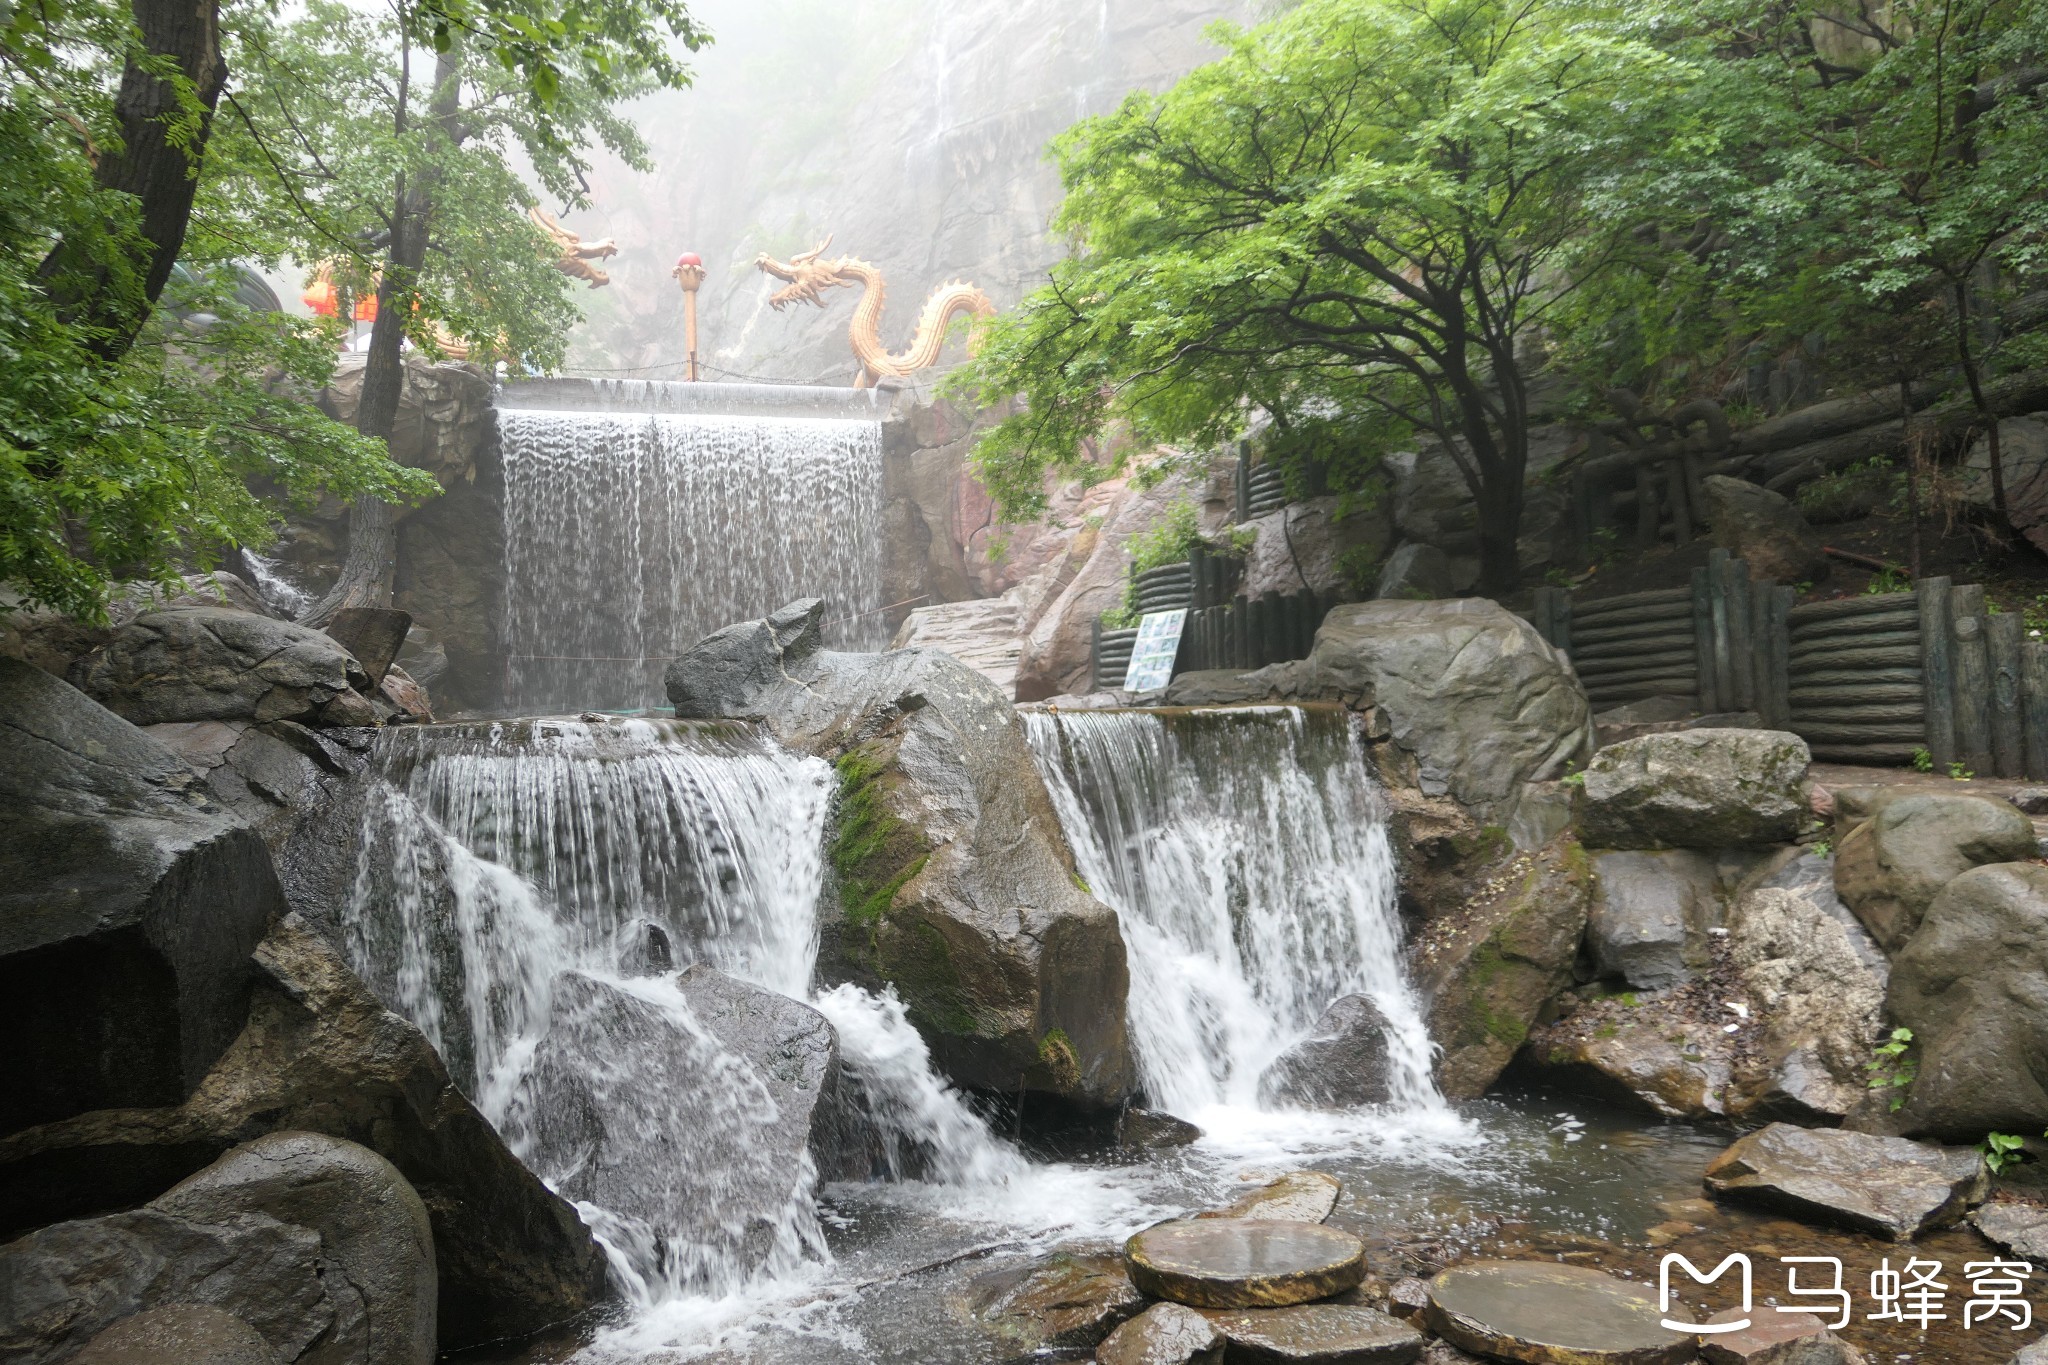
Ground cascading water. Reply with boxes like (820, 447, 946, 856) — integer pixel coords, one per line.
(1022, 704, 1441, 1119)
(496, 398, 884, 714)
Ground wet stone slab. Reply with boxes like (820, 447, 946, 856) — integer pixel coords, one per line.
(1973, 1201, 2048, 1268)
(1697, 1307, 1856, 1365)
(1128, 1219, 1369, 1309)
(1197, 1171, 1344, 1224)
(1424, 1260, 1696, 1365)
(1198, 1302, 1425, 1364)
(1701, 1123, 1988, 1240)
(963, 1249, 1142, 1352)
(1096, 1302, 1226, 1365)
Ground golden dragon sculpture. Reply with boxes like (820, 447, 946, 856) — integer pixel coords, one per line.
(755, 236, 996, 388)
(529, 207, 617, 288)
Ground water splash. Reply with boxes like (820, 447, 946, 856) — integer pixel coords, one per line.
(497, 408, 884, 712)
(1022, 705, 1442, 1118)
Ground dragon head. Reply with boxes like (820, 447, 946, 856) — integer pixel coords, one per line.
(755, 236, 851, 312)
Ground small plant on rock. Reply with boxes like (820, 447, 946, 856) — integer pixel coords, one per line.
(1983, 1131, 2029, 1174)
(1949, 761, 1974, 781)
(1911, 747, 1935, 773)
(1866, 1027, 1918, 1112)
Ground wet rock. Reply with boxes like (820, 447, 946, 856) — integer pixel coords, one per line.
(1518, 987, 1734, 1120)
(1424, 1260, 1695, 1365)
(665, 598, 1135, 1108)
(1409, 837, 1595, 1099)
(1198, 1302, 1424, 1364)
(1258, 996, 1394, 1109)
(1724, 888, 1884, 1123)
(1592, 696, 1694, 750)
(150, 1132, 435, 1365)
(1200, 1172, 1343, 1224)
(1374, 544, 1456, 601)
(1586, 849, 1719, 991)
(1701, 477, 1830, 586)
(1116, 1108, 1202, 1150)
(965, 1249, 1143, 1353)
(1388, 1277, 1432, 1325)
(1973, 1202, 2048, 1268)
(512, 968, 832, 1283)
(1698, 1309, 1863, 1365)
(0, 914, 607, 1349)
(1578, 729, 1811, 850)
(1126, 1219, 1368, 1309)
(0, 659, 283, 1135)
(1702, 1123, 1988, 1239)
(323, 608, 411, 689)
(69, 1305, 280, 1365)
(373, 665, 434, 724)
(1831, 794, 2037, 953)
(69, 607, 377, 727)
(1308, 599, 1590, 818)
(1885, 862, 2048, 1140)
(1097, 1302, 1227, 1365)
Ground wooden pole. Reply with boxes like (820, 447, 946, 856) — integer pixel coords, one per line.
(1724, 556, 1755, 711)
(1749, 580, 1775, 725)
(1950, 583, 1993, 776)
(1917, 576, 1957, 770)
(671, 255, 706, 381)
(1692, 566, 1718, 714)
(1769, 586, 1795, 729)
(2024, 640, 2048, 781)
(1989, 610, 2024, 778)
(1707, 549, 1735, 710)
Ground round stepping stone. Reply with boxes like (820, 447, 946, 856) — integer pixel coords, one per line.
(1425, 1261, 1695, 1365)
(1127, 1219, 1368, 1309)
(1200, 1302, 1425, 1363)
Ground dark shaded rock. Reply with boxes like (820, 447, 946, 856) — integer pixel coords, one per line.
(69, 1305, 280, 1365)
(1199, 1303, 1424, 1365)
(1258, 996, 1394, 1109)
(1408, 838, 1595, 1099)
(1832, 795, 2037, 953)
(324, 607, 410, 689)
(1578, 729, 1810, 850)
(1241, 495, 1395, 601)
(69, 608, 375, 727)
(1724, 888, 1884, 1123)
(1126, 1219, 1368, 1309)
(1701, 476, 1830, 586)
(965, 1249, 1143, 1353)
(1518, 986, 1734, 1121)
(1309, 599, 1589, 818)
(1200, 1172, 1343, 1224)
(1097, 1302, 1227, 1365)
(664, 599, 1134, 1108)
(510, 967, 833, 1285)
(2010, 787, 2048, 816)
(1374, 544, 1455, 601)
(1885, 863, 2048, 1140)
(0, 659, 283, 1136)
(1973, 1202, 2048, 1268)
(1424, 1260, 1694, 1365)
(1702, 1122, 1987, 1239)
(1586, 849, 1719, 991)
(1117, 1108, 1202, 1150)
(151, 1132, 435, 1365)
(1698, 1309, 1863, 1365)
(1592, 696, 1694, 750)
(0, 914, 607, 1350)
(1387, 1277, 1432, 1325)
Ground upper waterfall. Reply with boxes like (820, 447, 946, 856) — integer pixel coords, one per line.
(1023, 705, 1442, 1118)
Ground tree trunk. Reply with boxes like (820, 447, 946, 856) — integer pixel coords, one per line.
(1475, 466, 1525, 596)
(39, 0, 226, 361)
(299, 47, 461, 628)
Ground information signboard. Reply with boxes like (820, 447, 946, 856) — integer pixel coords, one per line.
(1122, 609, 1187, 693)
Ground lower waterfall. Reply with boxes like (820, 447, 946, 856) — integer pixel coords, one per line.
(1022, 705, 1441, 1119)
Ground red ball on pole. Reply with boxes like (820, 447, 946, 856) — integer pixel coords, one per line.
(674, 252, 703, 269)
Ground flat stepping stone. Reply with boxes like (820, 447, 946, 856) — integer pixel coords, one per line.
(1128, 1219, 1368, 1309)
(1199, 1302, 1424, 1363)
(1198, 1171, 1344, 1223)
(1702, 1122, 1987, 1240)
(1973, 1202, 2048, 1268)
(965, 1249, 1141, 1350)
(1697, 1308, 1849, 1365)
(1425, 1261, 1695, 1365)
(1097, 1302, 1225, 1365)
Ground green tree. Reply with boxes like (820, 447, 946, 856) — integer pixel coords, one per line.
(953, 0, 1695, 593)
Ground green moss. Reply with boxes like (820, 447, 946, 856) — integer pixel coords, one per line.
(1037, 1028, 1082, 1090)
(830, 743, 929, 927)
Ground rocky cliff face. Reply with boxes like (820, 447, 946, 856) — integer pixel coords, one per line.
(557, 0, 1261, 384)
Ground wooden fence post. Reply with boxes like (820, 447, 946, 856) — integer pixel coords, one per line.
(2025, 640, 2048, 781)
(1691, 567, 1717, 714)
(1917, 576, 1956, 770)
(1724, 556, 1755, 712)
(1706, 550, 1736, 708)
(1750, 581, 1790, 728)
(1989, 610, 2024, 778)
(1950, 583, 1993, 777)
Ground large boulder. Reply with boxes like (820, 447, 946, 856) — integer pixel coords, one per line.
(1517, 980, 1738, 1120)
(1237, 494, 1392, 600)
(509, 967, 835, 1284)
(1374, 543, 1456, 601)
(1256, 995, 1394, 1110)
(68, 608, 377, 727)
(0, 659, 284, 1136)
(1409, 838, 1595, 1099)
(68, 1305, 281, 1365)
(1308, 599, 1590, 818)
(0, 1132, 433, 1365)
(1883, 863, 2048, 1141)
(1585, 849, 1719, 991)
(888, 593, 1026, 695)
(966, 1249, 1145, 1355)
(1723, 888, 1885, 1123)
(1577, 729, 1810, 850)
(667, 600, 1135, 1107)
(1831, 794, 2038, 953)
(1702, 1123, 1987, 1239)
(1700, 476, 1830, 586)
(0, 915, 607, 1349)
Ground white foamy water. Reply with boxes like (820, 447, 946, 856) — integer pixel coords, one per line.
(1022, 705, 1445, 1123)
(497, 408, 884, 712)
